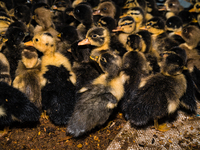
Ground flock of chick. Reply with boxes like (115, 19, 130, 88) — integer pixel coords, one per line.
(0, 0, 200, 138)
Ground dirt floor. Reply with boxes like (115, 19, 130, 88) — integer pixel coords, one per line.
(1, 103, 200, 150)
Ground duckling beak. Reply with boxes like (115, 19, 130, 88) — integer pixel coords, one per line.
(139, 25, 148, 30)
(189, 8, 196, 12)
(112, 26, 122, 32)
(68, 11, 74, 17)
(57, 33, 61, 38)
(90, 55, 99, 61)
(191, 18, 198, 23)
(32, 15, 35, 20)
(174, 31, 182, 37)
(52, 5, 58, 10)
(78, 38, 91, 45)
(24, 40, 34, 46)
(119, 14, 127, 18)
(93, 10, 101, 15)
(158, 5, 166, 11)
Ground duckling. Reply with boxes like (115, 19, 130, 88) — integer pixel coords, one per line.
(124, 7, 146, 32)
(33, 7, 59, 41)
(2, 25, 26, 81)
(126, 31, 160, 73)
(112, 16, 136, 47)
(13, 46, 42, 111)
(93, 1, 120, 19)
(67, 51, 126, 137)
(126, 50, 188, 131)
(72, 3, 95, 39)
(159, 0, 184, 18)
(122, 0, 147, 12)
(97, 16, 117, 32)
(140, 17, 179, 54)
(165, 16, 185, 44)
(119, 50, 151, 120)
(145, 0, 160, 20)
(56, 25, 79, 58)
(24, 32, 76, 87)
(0, 11, 13, 33)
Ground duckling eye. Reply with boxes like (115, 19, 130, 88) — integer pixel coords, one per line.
(169, 3, 173, 7)
(19, 32, 23, 36)
(92, 34, 97, 38)
(196, 4, 200, 9)
(35, 38, 39, 42)
(124, 22, 128, 25)
(131, 12, 134, 15)
(103, 7, 107, 11)
(76, 9, 80, 13)
(183, 28, 187, 33)
(101, 57, 107, 62)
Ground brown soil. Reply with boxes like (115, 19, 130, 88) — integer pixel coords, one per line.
(0, 111, 126, 150)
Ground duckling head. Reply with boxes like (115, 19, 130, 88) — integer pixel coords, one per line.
(14, 4, 31, 25)
(6, 26, 25, 46)
(93, 1, 116, 18)
(73, 3, 93, 25)
(160, 50, 185, 76)
(97, 16, 116, 32)
(164, 0, 183, 14)
(78, 27, 110, 48)
(32, 32, 56, 54)
(126, 7, 145, 23)
(141, 17, 165, 34)
(113, 16, 135, 33)
(98, 51, 122, 77)
(165, 16, 183, 33)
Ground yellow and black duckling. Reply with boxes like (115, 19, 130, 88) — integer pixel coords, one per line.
(13, 46, 42, 111)
(112, 16, 136, 47)
(165, 15, 185, 45)
(2, 24, 26, 81)
(125, 47, 191, 131)
(0, 11, 13, 33)
(93, 1, 120, 19)
(122, 7, 146, 32)
(71, 3, 95, 39)
(122, 0, 147, 13)
(119, 50, 151, 120)
(25, 31, 77, 125)
(67, 51, 126, 137)
(159, 0, 184, 19)
(0, 51, 40, 137)
(140, 17, 179, 54)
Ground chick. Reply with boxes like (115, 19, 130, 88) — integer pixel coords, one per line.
(126, 50, 188, 131)
(13, 46, 42, 111)
(67, 51, 126, 137)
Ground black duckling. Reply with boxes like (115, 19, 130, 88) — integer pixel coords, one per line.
(2, 25, 26, 81)
(71, 3, 95, 39)
(165, 16, 185, 45)
(119, 50, 151, 120)
(93, 1, 120, 19)
(112, 16, 136, 47)
(67, 51, 126, 137)
(140, 17, 179, 54)
(126, 50, 188, 131)
(13, 46, 42, 111)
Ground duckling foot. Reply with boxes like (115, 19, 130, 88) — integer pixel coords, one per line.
(0, 127, 9, 137)
(41, 110, 49, 120)
(154, 119, 170, 132)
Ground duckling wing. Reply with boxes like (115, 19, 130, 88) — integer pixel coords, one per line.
(0, 82, 40, 126)
(42, 65, 76, 125)
(67, 84, 117, 137)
